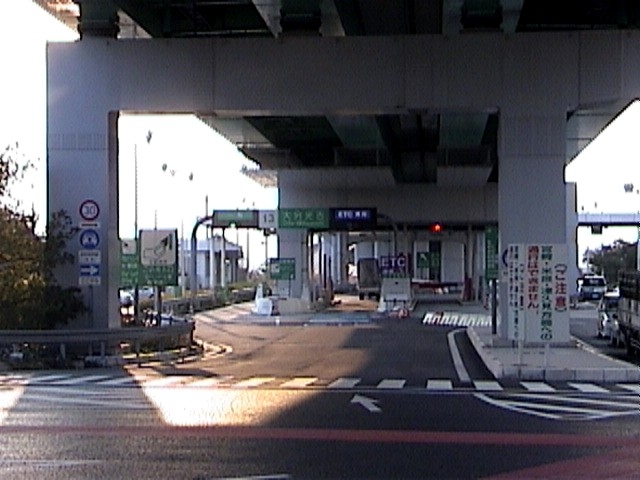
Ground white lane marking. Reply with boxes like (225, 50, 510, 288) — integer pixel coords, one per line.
(447, 328, 471, 383)
(0, 460, 103, 468)
(426, 380, 453, 390)
(617, 384, 640, 394)
(327, 378, 361, 389)
(473, 380, 503, 391)
(376, 379, 406, 389)
(50, 375, 113, 385)
(569, 383, 610, 394)
(280, 377, 318, 388)
(233, 377, 276, 388)
(99, 377, 140, 386)
(474, 393, 633, 421)
(521, 382, 556, 392)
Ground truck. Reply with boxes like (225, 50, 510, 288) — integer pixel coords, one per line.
(616, 270, 640, 356)
(356, 258, 381, 301)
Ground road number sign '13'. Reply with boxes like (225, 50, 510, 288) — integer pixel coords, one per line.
(259, 210, 278, 229)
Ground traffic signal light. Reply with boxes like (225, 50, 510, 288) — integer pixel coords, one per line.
(430, 223, 442, 233)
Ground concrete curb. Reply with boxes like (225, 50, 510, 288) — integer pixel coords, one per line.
(467, 326, 640, 382)
(466, 326, 503, 378)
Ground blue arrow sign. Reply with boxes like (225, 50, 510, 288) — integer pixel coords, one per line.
(79, 229, 100, 249)
(80, 264, 100, 276)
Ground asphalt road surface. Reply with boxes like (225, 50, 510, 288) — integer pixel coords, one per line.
(0, 303, 639, 478)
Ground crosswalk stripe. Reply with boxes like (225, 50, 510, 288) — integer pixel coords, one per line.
(28, 374, 72, 384)
(234, 377, 276, 388)
(328, 378, 360, 389)
(188, 378, 227, 388)
(99, 377, 139, 386)
(280, 377, 318, 388)
(377, 379, 406, 389)
(617, 384, 640, 394)
(521, 382, 556, 392)
(143, 376, 186, 388)
(473, 380, 503, 391)
(6, 372, 636, 395)
(426, 380, 453, 390)
(51, 375, 112, 385)
(568, 383, 610, 393)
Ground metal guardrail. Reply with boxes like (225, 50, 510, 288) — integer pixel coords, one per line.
(0, 317, 195, 367)
(0, 320, 194, 345)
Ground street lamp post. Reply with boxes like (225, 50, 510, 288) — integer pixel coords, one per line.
(133, 130, 153, 321)
(623, 183, 640, 271)
(160, 162, 194, 291)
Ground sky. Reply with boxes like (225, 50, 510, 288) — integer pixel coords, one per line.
(1, 0, 638, 269)
(0, 1, 278, 270)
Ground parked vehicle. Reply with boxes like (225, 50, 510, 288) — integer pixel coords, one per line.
(356, 258, 381, 301)
(616, 271, 640, 355)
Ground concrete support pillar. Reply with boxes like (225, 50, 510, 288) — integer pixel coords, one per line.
(209, 232, 216, 290)
(76, 0, 120, 38)
(277, 229, 305, 298)
(465, 227, 475, 301)
(566, 182, 580, 296)
(498, 112, 570, 344)
(220, 231, 226, 288)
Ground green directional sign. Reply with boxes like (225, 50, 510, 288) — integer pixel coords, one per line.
(417, 251, 430, 268)
(120, 239, 139, 287)
(120, 234, 178, 288)
(278, 208, 329, 229)
(416, 251, 441, 269)
(485, 224, 499, 280)
(213, 210, 259, 228)
(269, 258, 296, 280)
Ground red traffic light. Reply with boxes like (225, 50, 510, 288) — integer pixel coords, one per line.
(430, 223, 442, 233)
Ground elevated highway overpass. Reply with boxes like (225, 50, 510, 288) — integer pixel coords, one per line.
(38, 0, 640, 345)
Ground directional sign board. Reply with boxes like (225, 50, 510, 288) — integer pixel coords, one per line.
(278, 208, 329, 229)
(416, 251, 430, 268)
(140, 230, 177, 267)
(213, 210, 259, 228)
(120, 239, 139, 287)
(137, 230, 178, 286)
(269, 258, 295, 280)
(485, 225, 499, 280)
(79, 262, 101, 286)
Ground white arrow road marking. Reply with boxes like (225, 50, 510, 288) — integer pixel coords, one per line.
(351, 394, 381, 413)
